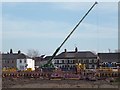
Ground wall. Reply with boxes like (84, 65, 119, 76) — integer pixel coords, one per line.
(17, 59, 27, 70)
(26, 59, 35, 70)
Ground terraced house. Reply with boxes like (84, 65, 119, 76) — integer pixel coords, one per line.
(98, 52, 120, 70)
(52, 47, 99, 71)
(2, 49, 35, 71)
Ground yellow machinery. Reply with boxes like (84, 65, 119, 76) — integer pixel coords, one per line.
(75, 63, 85, 74)
(2, 68, 17, 72)
(26, 68, 32, 71)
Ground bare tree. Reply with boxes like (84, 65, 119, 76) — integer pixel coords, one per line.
(27, 49, 40, 58)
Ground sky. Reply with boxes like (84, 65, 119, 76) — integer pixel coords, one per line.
(1, 2, 118, 55)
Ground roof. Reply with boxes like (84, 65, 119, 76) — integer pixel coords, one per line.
(2, 53, 31, 60)
(98, 53, 120, 62)
(54, 51, 97, 59)
(32, 57, 44, 61)
(44, 56, 52, 61)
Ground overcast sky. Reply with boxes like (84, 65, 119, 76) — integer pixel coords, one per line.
(1, 2, 118, 55)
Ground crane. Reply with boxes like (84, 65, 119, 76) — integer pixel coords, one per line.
(42, 2, 98, 69)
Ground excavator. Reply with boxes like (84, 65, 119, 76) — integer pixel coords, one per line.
(41, 2, 98, 73)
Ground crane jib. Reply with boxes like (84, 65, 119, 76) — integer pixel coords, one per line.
(43, 2, 98, 68)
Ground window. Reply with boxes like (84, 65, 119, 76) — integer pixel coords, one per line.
(7, 61, 9, 63)
(62, 65, 64, 68)
(94, 59, 97, 63)
(24, 60, 26, 63)
(69, 60, 73, 64)
(56, 60, 59, 64)
(92, 59, 94, 63)
(112, 62, 117, 67)
(65, 60, 68, 63)
(86, 59, 89, 63)
(81, 59, 83, 63)
(20, 65, 24, 70)
(12, 60, 14, 63)
(62, 60, 64, 64)
(67, 60, 69, 63)
(83, 59, 86, 63)
(89, 64, 92, 69)
(89, 59, 92, 63)
(92, 65, 95, 68)
(73, 60, 76, 64)
(20, 60, 22, 63)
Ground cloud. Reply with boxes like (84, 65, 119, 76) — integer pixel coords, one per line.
(2, 17, 117, 40)
(2, 18, 72, 39)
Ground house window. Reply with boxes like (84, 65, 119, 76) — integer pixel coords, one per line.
(92, 65, 95, 68)
(62, 65, 64, 68)
(94, 59, 97, 63)
(92, 59, 94, 63)
(86, 59, 89, 63)
(20, 66, 24, 70)
(83, 59, 86, 63)
(24, 60, 26, 63)
(112, 62, 117, 67)
(89, 64, 92, 69)
(81, 59, 83, 63)
(56, 60, 59, 64)
(20, 60, 22, 63)
(89, 59, 92, 63)
(65, 60, 67, 63)
(73, 60, 76, 64)
(69, 60, 73, 64)
(67, 60, 69, 63)
(62, 60, 64, 64)
(12, 60, 14, 63)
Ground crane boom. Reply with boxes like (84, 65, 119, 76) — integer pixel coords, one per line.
(43, 2, 98, 67)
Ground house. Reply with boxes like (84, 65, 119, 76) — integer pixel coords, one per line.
(98, 53, 120, 69)
(2, 49, 35, 71)
(52, 47, 99, 71)
(32, 56, 46, 68)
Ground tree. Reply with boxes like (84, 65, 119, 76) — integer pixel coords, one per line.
(27, 49, 40, 58)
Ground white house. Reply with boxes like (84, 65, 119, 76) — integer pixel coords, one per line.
(17, 58, 35, 71)
(2, 50, 35, 71)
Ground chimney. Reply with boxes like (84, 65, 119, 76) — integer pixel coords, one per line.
(10, 49, 13, 54)
(75, 47, 78, 52)
(18, 50, 21, 54)
(64, 49, 67, 57)
(64, 49, 67, 52)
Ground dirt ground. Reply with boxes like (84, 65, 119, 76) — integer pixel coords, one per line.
(2, 78, 119, 88)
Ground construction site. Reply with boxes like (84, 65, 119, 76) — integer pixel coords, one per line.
(1, 2, 120, 89)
